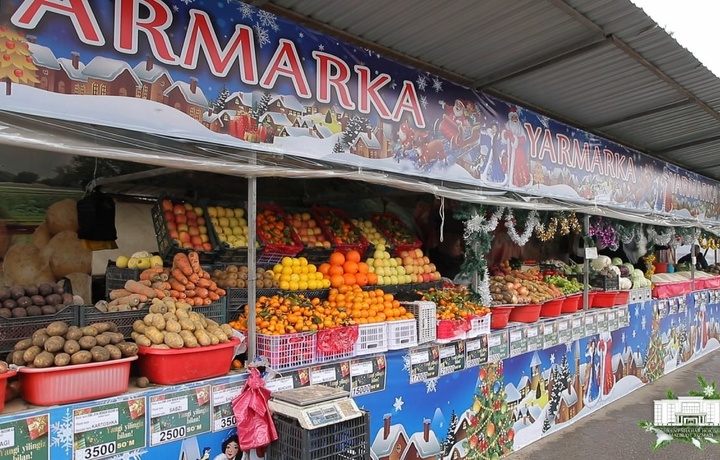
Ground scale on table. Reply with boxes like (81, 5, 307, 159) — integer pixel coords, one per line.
(268, 385, 363, 430)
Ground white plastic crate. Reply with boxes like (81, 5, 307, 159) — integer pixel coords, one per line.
(315, 325, 358, 363)
(402, 301, 436, 344)
(256, 332, 316, 371)
(467, 314, 491, 338)
(387, 319, 418, 350)
(354, 322, 388, 356)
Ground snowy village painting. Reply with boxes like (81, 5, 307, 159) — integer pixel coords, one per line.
(2, 0, 720, 222)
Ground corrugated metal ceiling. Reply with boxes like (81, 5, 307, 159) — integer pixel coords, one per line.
(255, 0, 720, 181)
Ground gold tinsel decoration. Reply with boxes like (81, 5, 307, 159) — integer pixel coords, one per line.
(699, 237, 719, 250)
(536, 217, 558, 242)
(535, 212, 581, 242)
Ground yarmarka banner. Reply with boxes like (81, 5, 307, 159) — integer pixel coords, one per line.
(1, 0, 718, 221)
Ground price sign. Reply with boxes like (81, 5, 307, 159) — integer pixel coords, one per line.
(571, 315, 585, 341)
(509, 326, 527, 357)
(617, 306, 630, 328)
(658, 300, 668, 319)
(309, 361, 351, 392)
(584, 247, 598, 259)
(211, 381, 243, 432)
(73, 398, 145, 460)
(596, 310, 608, 333)
(542, 320, 558, 349)
(150, 386, 211, 446)
(556, 318, 571, 343)
(409, 346, 439, 384)
(679, 296, 688, 314)
(488, 330, 509, 362)
(607, 310, 618, 331)
(439, 341, 466, 376)
(584, 311, 598, 336)
(0, 414, 49, 460)
(350, 355, 387, 397)
(526, 324, 541, 353)
(669, 299, 678, 315)
(465, 336, 488, 368)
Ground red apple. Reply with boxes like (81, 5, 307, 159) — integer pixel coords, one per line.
(164, 211, 175, 222)
(179, 231, 191, 243)
(161, 199, 173, 212)
(166, 221, 177, 231)
(191, 235, 203, 246)
(177, 224, 189, 233)
(173, 204, 186, 215)
(189, 227, 200, 236)
(198, 217, 206, 226)
(169, 229, 179, 239)
(202, 242, 213, 251)
(175, 214, 187, 224)
(181, 242, 193, 248)
(186, 210, 197, 220)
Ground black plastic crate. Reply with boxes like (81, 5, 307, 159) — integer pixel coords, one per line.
(151, 198, 219, 266)
(0, 306, 79, 356)
(105, 262, 141, 298)
(79, 304, 148, 339)
(191, 297, 227, 324)
(567, 273, 620, 291)
(267, 411, 370, 460)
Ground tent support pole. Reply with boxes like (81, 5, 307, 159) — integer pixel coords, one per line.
(247, 155, 257, 362)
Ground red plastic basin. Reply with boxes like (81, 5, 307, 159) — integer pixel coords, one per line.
(615, 290, 630, 305)
(490, 306, 513, 329)
(19, 357, 136, 406)
(561, 294, 581, 313)
(138, 338, 240, 385)
(540, 298, 563, 317)
(509, 303, 542, 323)
(592, 291, 617, 308)
(0, 370, 16, 412)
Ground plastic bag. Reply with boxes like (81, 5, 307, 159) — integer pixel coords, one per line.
(231, 368, 277, 451)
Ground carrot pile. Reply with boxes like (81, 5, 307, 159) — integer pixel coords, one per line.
(107, 251, 227, 308)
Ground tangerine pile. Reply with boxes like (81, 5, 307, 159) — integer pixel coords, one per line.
(419, 287, 491, 321)
(256, 206, 298, 246)
(230, 285, 414, 335)
(318, 250, 377, 288)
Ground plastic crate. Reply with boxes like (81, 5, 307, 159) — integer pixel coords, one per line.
(79, 304, 147, 339)
(104, 262, 141, 298)
(18, 356, 136, 406)
(267, 411, 370, 460)
(370, 212, 422, 254)
(192, 297, 227, 324)
(312, 206, 370, 257)
(401, 301, 436, 344)
(386, 319, 418, 350)
(315, 325, 358, 363)
(354, 322, 388, 356)
(256, 332, 316, 371)
(0, 306, 79, 356)
(151, 198, 218, 265)
(256, 204, 304, 265)
(467, 314, 491, 337)
(137, 338, 239, 385)
(205, 203, 265, 265)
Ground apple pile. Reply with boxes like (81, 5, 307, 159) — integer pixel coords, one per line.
(207, 205, 250, 249)
(365, 244, 440, 285)
(288, 212, 331, 249)
(115, 251, 164, 270)
(351, 218, 388, 246)
(398, 248, 442, 283)
(161, 199, 213, 252)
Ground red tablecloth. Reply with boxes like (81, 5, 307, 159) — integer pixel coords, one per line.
(652, 280, 693, 299)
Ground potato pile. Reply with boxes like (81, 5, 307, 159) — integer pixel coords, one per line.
(8, 321, 138, 368)
(211, 265, 278, 289)
(131, 298, 234, 349)
(0, 283, 79, 318)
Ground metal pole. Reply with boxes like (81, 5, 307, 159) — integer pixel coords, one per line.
(583, 214, 590, 310)
(247, 154, 257, 362)
(471, 208, 480, 294)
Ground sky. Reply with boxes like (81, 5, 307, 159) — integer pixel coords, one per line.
(631, 0, 720, 77)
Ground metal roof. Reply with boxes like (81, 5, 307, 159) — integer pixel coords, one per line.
(254, 0, 720, 180)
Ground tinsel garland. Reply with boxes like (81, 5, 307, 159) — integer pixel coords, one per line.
(463, 207, 505, 237)
(646, 225, 675, 247)
(616, 221, 640, 245)
(505, 208, 538, 246)
(534, 212, 581, 241)
(675, 227, 700, 246)
(455, 206, 497, 305)
(699, 232, 720, 250)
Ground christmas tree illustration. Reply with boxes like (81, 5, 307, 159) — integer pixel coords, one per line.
(644, 312, 665, 382)
(464, 361, 514, 459)
(440, 410, 459, 456)
(0, 23, 39, 95)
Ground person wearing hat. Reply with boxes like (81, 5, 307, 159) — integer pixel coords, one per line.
(677, 245, 709, 271)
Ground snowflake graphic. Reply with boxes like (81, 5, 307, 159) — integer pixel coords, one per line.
(393, 397, 404, 412)
(432, 77, 443, 93)
(642, 316, 647, 330)
(550, 353, 555, 364)
(299, 32, 304, 39)
(416, 75, 428, 91)
(622, 332, 626, 343)
(704, 385, 715, 397)
(172, 5, 179, 12)
(257, 10, 278, 28)
(253, 24, 271, 48)
(318, 44, 325, 51)
(181, 0, 193, 5)
(633, 330, 637, 338)
(538, 115, 550, 127)
(51, 407, 74, 455)
(390, 81, 397, 90)
(402, 353, 411, 372)
(420, 94, 428, 109)
(425, 378, 438, 393)
(365, 48, 374, 56)
(107, 448, 149, 460)
(238, 3, 254, 19)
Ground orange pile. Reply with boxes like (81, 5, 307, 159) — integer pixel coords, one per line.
(327, 285, 414, 325)
(318, 250, 377, 288)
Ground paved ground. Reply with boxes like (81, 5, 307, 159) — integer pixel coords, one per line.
(507, 351, 720, 460)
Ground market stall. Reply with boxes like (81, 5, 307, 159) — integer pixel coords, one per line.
(2, 1, 720, 460)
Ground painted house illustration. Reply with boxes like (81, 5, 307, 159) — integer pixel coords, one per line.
(81, 56, 141, 96)
(453, 409, 473, 443)
(403, 419, 441, 460)
(447, 439, 467, 460)
(202, 109, 234, 133)
(225, 90, 253, 115)
(517, 374, 530, 398)
(56, 52, 87, 95)
(372, 414, 409, 460)
(261, 112, 293, 136)
(163, 78, 208, 122)
(278, 126, 314, 138)
(351, 131, 382, 158)
(26, 36, 60, 92)
(529, 351, 543, 394)
(312, 124, 334, 139)
(267, 94, 305, 123)
(504, 382, 521, 413)
(133, 57, 173, 102)
(654, 396, 720, 426)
